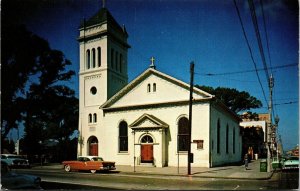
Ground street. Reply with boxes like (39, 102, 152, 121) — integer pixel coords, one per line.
(12, 168, 298, 190)
(277, 170, 299, 189)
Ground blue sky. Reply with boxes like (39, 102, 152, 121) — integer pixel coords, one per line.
(7, 0, 298, 151)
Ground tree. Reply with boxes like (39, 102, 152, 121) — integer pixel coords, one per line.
(22, 47, 78, 160)
(2, 0, 78, 160)
(196, 85, 262, 113)
(1, 23, 50, 141)
(2, 22, 78, 159)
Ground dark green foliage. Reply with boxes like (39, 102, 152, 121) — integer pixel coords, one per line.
(2, 22, 78, 161)
(2, 23, 50, 139)
(196, 85, 262, 113)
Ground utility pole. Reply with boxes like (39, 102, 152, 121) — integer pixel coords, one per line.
(267, 74, 274, 172)
(188, 62, 194, 175)
(275, 115, 280, 160)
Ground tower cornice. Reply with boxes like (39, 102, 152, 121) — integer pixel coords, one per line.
(78, 30, 130, 49)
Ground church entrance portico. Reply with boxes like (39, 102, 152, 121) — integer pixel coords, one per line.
(130, 114, 169, 167)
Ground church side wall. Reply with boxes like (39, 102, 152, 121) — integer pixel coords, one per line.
(209, 105, 242, 167)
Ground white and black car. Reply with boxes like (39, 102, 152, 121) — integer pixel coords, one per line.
(1, 154, 31, 169)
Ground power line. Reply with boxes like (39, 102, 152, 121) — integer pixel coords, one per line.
(260, 0, 278, 123)
(273, 97, 298, 101)
(260, 0, 273, 74)
(233, 0, 268, 106)
(194, 63, 297, 76)
(274, 101, 298, 106)
(260, 100, 298, 109)
(248, 0, 270, 83)
(195, 74, 257, 83)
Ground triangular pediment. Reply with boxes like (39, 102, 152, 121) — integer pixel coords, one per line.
(101, 68, 214, 110)
(130, 114, 169, 129)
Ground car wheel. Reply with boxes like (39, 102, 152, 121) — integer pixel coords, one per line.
(64, 165, 71, 172)
(90, 169, 96, 173)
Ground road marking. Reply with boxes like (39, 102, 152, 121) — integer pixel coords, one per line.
(233, 185, 239, 190)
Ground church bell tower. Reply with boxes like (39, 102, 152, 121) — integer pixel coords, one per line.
(77, 6, 130, 156)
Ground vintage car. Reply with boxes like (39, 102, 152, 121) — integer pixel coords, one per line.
(1, 154, 31, 168)
(1, 161, 41, 189)
(282, 156, 299, 171)
(62, 156, 116, 173)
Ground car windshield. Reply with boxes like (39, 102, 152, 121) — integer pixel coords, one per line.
(91, 157, 104, 161)
(4, 155, 26, 159)
(7, 156, 21, 159)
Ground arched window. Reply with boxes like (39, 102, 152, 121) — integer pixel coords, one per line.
(226, 124, 229, 154)
(88, 114, 92, 123)
(233, 128, 236, 154)
(119, 54, 123, 73)
(119, 121, 128, 152)
(97, 47, 101, 67)
(92, 48, 96, 68)
(93, 113, 97, 123)
(115, 51, 118, 71)
(147, 84, 151, 92)
(217, 119, 220, 154)
(111, 49, 114, 69)
(141, 135, 153, 143)
(178, 117, 189, 152)
(153, 83, 156, 92)
(86, 49, 90, 69)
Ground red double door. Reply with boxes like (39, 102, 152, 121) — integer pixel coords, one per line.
(141, 144, 153, 163)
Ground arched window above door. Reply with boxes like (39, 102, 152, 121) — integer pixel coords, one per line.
(141, 135, 153, 143)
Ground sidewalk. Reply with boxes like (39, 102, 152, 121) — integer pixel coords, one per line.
(116, 159, 273, 180)
(34, 159, 273, 180)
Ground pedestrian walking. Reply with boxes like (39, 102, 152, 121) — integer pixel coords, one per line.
(244, 154, 248, 170)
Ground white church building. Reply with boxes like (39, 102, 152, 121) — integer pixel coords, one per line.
(77, 7, 242, 168)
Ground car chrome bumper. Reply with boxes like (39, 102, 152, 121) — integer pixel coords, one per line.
(282, 166, 299, 170)
(100, 166, 116, 170)
(10, 164, 31, 168)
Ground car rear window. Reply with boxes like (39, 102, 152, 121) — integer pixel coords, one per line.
(92, 157, 104, 161)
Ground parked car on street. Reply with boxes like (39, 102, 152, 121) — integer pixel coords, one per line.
(282, 156, 299, 171)
(62, 156, 116, 173)
(1, 154, 31, 168)
(1, 161, 41, 189)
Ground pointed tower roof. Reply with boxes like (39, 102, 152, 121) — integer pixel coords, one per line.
(79, 8, 128, 37)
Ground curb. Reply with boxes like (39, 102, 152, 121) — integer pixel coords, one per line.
(31, 163, 274, 180)
(117, 170, 274, 180)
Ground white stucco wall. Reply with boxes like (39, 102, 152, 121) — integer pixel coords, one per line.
(111, 74, 207, 108)
(94, 102, 211, 168)
(209, 104, 242, 167)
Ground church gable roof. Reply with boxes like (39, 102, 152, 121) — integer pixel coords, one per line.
(101, 68, 214, 110)
(130, 113, 169, 129)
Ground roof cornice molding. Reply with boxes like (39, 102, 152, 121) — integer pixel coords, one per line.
(100, 68, 214, 109)
(102, 98, 212, 113)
